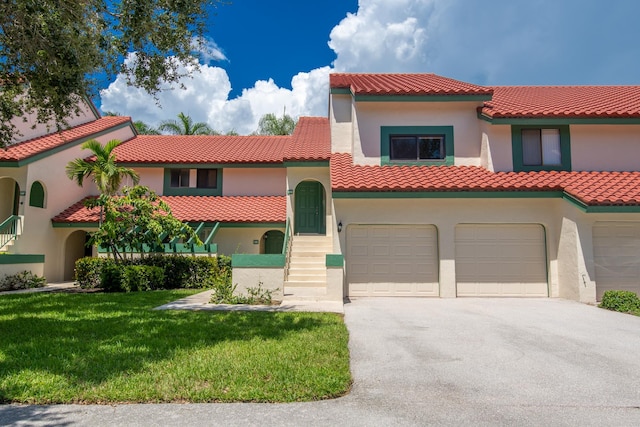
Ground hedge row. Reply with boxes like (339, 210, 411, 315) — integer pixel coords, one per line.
(74, 255, 231, 292)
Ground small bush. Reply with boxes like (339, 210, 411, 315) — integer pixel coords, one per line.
(75, 257, 115, 289)
(121, 265, 164, 292)
(210, 280, 278, 305)
(0, 271, 46, 292)
(599, 290, 640, 313)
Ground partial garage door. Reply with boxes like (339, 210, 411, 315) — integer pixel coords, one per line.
(455, 224, 548, 297)
(593, 222, 640, 300)
(347, 224, 439, 297)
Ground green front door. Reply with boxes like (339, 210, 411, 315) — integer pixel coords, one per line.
(295, 181, 325, 234)
(264, 230, 285, 254)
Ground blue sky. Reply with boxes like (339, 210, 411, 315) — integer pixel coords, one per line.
(100, 0, 640, 135)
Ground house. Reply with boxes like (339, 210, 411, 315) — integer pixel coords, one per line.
(328, 73, 640, 303)
(3, 73, 640, 304)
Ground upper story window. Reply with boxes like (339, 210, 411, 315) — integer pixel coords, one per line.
(164, 168, 222, 196)
(170, 169, 190, 188)
(511, 125, 571, 172)
(381, 126, 454, 166)
(197, 169, 218, 188)
(390, 135, 445, 161)
(522, 129, 561, 166)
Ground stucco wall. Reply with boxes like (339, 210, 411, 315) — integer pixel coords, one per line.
(223, 168, 286, 196)
(232, 267, 284, 300)
(481, 123, 513, 172)
(330, 94, 353, 154)
(349, 101, 484, 166)
(570, 124, 640, 171)
(134, 168, 164, 194)
(10, 100, 98, 144)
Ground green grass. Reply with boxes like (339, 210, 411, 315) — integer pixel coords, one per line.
(0, 290, 351, 403)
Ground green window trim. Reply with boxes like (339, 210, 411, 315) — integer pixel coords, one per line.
(163, 168, 223, 196)
(511, 125, 571, 172)
(29, 181, 45, 208)
(381, 126, 454, 166)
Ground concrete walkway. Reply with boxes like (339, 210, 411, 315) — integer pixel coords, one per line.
(2, 298, 640, 426)
(0, 281, 77, 295)
(154, 289, 344, 313)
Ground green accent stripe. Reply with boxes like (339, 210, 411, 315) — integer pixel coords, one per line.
(478, 112, 640, 125)
(231, 254, 285, 267)
(330, 88, 352, 95)
(332, 191, 565, 199)
(120, 162, 285, 168)
(51, 222, 99, 228)
(355, 94, 492, 102)
(1, 122, 135, 167)
(326, 254, 344, 267)
(0, 254, 45, 264)
(284, 161, 330, 167)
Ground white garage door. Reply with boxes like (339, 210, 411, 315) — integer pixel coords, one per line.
(347, 224, 439, 297)
(455, 224, 548, 297)
(593, 222, 640, 300)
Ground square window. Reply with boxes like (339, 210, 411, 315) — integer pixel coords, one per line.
(197, 169, 218, 188)
(390, 135, 446, 161)
(170, 169, 190, 187)
(521, 129, 561, 166)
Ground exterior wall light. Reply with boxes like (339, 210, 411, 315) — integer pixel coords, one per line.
(287, 189, 293, 195)
(338, 221, 343, 233)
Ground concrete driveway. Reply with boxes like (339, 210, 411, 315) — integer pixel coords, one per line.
(2, 298, 640, 426)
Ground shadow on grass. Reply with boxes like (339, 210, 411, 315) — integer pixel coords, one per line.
(0, 291, 345, 403)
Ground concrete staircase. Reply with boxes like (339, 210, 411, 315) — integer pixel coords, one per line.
(0, 235, 16, 252)
(283, 235, 333, 301)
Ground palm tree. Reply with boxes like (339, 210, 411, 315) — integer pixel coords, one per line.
(256, 111, 297, 135)
(66, 139, 140, 225)
(158, 112, 217, 135)
(133, 120, 160, 135)
(66, 139, 139, 196)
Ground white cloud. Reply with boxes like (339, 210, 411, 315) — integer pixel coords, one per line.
(100, 57, 329, 135)
(329, 0, 436, 72)
(191, 37, 228, 63)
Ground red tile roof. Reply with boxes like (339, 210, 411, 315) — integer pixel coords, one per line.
(0, 116, 132, 163)
(481, 86, 640, 119)
(113, 117, 330, 165)
(52, 195, 286, 224)
(330, 73, 493, 97)
(331, 153, 640, 206)
(113, 135, 290, 165)
(285, 117, 331, 162)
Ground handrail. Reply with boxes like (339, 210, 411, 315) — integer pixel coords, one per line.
(283, 218, 293, 282)
(0, 215, 21, 252)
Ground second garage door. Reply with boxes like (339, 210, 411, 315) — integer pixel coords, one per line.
(347, 224, 439, 297)
(593, 222, 640, 300)
(455, 224, 548, 297)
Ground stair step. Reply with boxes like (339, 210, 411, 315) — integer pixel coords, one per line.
(285, 280, 327, 288)
(283, 286, 327, 300)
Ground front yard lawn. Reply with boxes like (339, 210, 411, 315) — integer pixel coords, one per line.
(0, 290, 351, 403)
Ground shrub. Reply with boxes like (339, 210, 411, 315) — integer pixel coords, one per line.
(209, 280, 278, 305)
(599, 290, 640, 313)
(100, 263, 124, 292)
(74, 255, 227, 292)
(75, 257, 115, 289)
(121, 265, 164, 292)
(0, 271, 46, 292)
